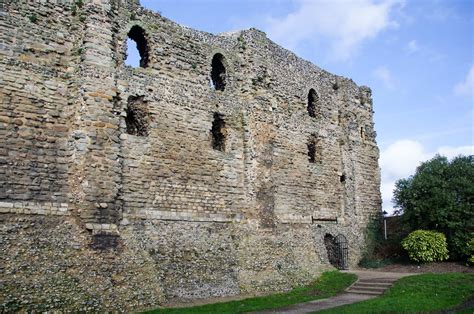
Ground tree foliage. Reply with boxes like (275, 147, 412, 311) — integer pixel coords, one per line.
(393, 155, 474, 260)
(468, 238, 474, 264)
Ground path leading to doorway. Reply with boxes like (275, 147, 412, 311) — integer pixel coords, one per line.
(254, 270, 411, 314)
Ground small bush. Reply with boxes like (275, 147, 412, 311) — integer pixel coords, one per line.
(28, 14, 37, 23)
(468, 238, 474, 264)
(402, 230, 449, 263)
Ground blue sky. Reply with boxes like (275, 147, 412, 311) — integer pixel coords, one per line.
(129, 0, 474, 214)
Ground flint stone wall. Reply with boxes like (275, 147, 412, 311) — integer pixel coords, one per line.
(0, 0, 381, 311)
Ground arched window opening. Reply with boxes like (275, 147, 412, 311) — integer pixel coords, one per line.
(125, 25, 150, 68)
(211, 53, 226, 91)
(307, 88, 318, 118)
(211, 112, 226, 151)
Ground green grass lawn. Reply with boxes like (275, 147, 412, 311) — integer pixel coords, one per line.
(317, 273, 474, 314)
(145, 271, 356, 314)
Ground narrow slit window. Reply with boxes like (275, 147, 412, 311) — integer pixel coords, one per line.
(211, 112, 226, 151)
(307, 88, 318, 118)
(125, 25, 150, 68)
(307, 134, 321, 163)
(360, 126, 366, 140)
(211, 53, 226, 91)
(308, 141, 316, 163)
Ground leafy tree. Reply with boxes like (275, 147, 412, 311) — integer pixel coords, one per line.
(393, 155, 474, 260)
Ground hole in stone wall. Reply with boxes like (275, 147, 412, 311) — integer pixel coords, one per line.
(211, 112, 226, 151)
(211, 53, 226, 91)
(340, 174, 346, 183)
(307, 88, 318, 118)
(125, 25, 150, 68)
(307, 134, 321, 163)
(90, 232, 121, 251)
(125, 95, 149, 136)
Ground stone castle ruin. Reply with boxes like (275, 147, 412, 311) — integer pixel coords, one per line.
(0, 0, 381, 311)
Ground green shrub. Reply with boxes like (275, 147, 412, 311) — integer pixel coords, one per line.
(468, 238, 474, 264)
(28, 14, 37, 23)
(401, 230, 449, 263)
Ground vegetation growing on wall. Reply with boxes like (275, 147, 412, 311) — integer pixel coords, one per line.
(358, 214, 405, 268)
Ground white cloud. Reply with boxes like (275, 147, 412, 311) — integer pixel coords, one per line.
(380, 140, 474, 215)
(454, 66, 474, 97)
(265, 0, 403, 61)
(372, 66, 395, 90)
(405, 39, 418, 54)
(403, 40, 446, 63)
(380, 140, 428, 181)
(437, 145, 474, 159)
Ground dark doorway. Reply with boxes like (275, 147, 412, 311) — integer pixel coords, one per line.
(211, 112, 226, 151)
(324, 233, 348, 270)
(125, 95, 149, 136)
(307, 134, 321, 163)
